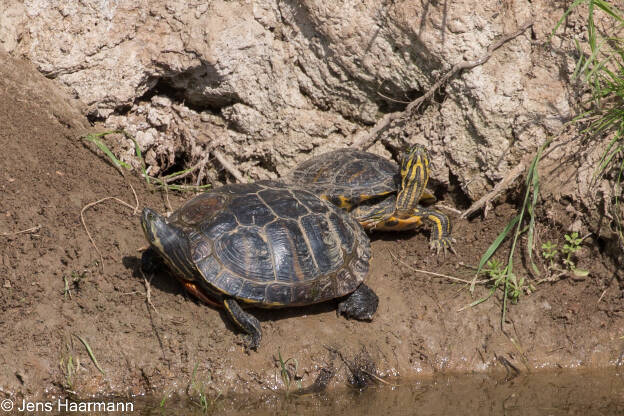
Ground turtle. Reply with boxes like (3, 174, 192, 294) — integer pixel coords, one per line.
(289, 144, 455, 253)
(140, 180, 377, 350)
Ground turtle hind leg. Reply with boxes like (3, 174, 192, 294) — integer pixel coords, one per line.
(338, 283, 379, 321)
(223, 298, 262, 350)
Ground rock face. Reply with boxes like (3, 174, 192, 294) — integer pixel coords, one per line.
(0, 0, 584, 198)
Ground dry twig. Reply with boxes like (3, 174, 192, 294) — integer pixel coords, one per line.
(80, 192, 138, 272)
(461, 161, 527, 219)
(161, 157, 208, 184)
(213, 149, 247, 183)
(1, 225, 41, 237)
(388, 250, 487, 285)
(143, 275, 159, 314)
(436, 203, 462, 215)
(351, 21, 534, 150)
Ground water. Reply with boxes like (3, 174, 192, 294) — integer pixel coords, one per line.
(139, 369, 624, 415)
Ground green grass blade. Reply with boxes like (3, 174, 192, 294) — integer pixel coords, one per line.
(588, 2, 597, 54)
(131, 137, 149, 184)
(163, 168, 193, 180)
(594, 136, 622, 180)
(84, 133, 130, 172)
(551, 0, 587, 39)
(75, 334, 105, 375)
(592, 0, 624, 23)
(526, 159, 541, 275)
(459, 286, 497, 311)
(470, 214, 520, 293)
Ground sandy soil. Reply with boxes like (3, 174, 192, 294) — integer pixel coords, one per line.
(1, 53, 623, 402)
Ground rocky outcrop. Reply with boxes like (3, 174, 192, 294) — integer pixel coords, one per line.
(0, 0, 585, 200)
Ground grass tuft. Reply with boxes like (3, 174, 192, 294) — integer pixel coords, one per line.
(276, 348, 301, 397)
(83, 130, 212, 193)
(555, 0, 624, 246)
(187, 363, 220, 414)
(469, 0, 624, 326)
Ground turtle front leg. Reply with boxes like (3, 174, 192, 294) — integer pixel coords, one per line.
(141, 247, 164, 275)
(223, 298, 262, 350)
(412, 206, 456, 255)
(338, 283, 379, 321)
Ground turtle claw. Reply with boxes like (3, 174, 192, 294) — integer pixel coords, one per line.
(244, 333, 261, 352)
(429, 237, 457, 257)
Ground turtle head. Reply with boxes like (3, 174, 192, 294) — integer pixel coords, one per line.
(141, 207, 195, 279)
(141, 208, 168, 249)
(396, 144, 430, 214)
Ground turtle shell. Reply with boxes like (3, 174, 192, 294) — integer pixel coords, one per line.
(166, 180, 371, 307)
(289, 149, 399, 206)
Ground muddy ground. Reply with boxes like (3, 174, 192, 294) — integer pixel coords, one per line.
(1, 54, 623, 402)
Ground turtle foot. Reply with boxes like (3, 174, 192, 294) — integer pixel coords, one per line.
(141, 247, 164, 275)
(429, 237, 457, 256)
(338, 283, 379, 321)
(224, 298, 262, 351)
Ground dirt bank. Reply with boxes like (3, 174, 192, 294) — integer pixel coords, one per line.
(1, 53, 623, 402)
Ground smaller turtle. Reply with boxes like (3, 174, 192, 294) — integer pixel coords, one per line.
(140, 181, 378, 350)
(289, 145, 455, 253)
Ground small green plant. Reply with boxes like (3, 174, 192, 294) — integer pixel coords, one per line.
(188, 363, 220, 414)
(562, 232, 590, 276)
(541, 241, 559, 271)
(540, 233, 589, 278)
(83, 131, 131, 174)
(84, 130, 213, 193)
(483, 259, 505, 287)
(62, 270, 89, 298)
(478, 259, 526, 304)
(71, 270, 87, 286)
(62, 275, 71, 299)
(276, 349, 301, 397)
(60, 355, 76, 389)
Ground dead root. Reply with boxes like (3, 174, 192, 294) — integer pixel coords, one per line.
(461, 161, 527, 219)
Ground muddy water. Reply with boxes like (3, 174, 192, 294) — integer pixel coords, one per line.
(140, 369, 624, 415)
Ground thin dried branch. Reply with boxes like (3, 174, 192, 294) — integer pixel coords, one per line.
(352, 21, 534, 150)
(1, 225, 41, 237)
(161, 156, 208, 184)
(461, 161, 526, 219)
(213, 149, 247, 183)
(80, 196, 138, 271)
(142, 274, 159, 314)
(388, 250, 487, 285)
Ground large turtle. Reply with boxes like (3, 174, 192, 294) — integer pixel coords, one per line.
(140, 180, 377, 350)
(289, 145, 455, 253)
